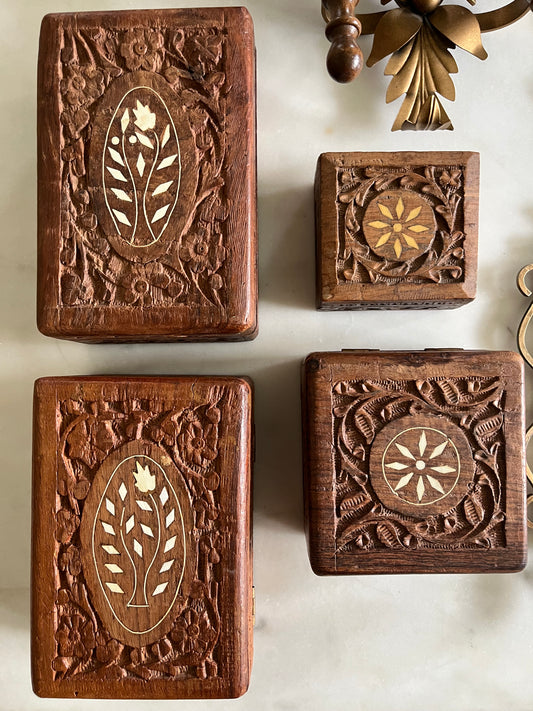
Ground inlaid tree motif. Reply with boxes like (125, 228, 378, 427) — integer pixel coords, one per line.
(94, 456, 186, 621)
(102, 97, 181, 248)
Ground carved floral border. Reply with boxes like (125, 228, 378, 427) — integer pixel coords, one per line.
(336, 164, 467, 285)
(333, 376, 507, 553)
(58, 24, 228, 310)
(53, 391, 227, 682)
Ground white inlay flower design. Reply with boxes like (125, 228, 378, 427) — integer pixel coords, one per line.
(382, 426, 460, 505)
(102, 87, 181, 248)
(95, 454, 184, 613)
(133, 100, 156, 132)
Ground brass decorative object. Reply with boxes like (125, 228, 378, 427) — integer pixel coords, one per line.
(517, 264, 533, 528)
(321, 0, 532, 131)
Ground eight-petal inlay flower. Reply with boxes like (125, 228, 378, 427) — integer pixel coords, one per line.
(383, 427, 459, 504)
(362, 190, 435, 261)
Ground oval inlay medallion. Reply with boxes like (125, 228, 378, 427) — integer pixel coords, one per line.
(80, 441, 195, 647)
(89, 71, 197, 264)
(369, 415, 474, 517)
(362, 190, 436, 262)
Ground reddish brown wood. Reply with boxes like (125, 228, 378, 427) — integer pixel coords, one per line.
(37, 9, 257, 342)
(315, 152, 479, 309)
(302, 350, 527, 575)
(32, 376, 253, 698)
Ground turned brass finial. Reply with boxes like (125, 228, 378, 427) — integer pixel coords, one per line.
(322, 0, 363, 83)
(321, 0, 533, 131)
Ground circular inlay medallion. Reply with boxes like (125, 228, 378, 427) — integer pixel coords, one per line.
(369, 415, 474, 517)
(362, 190, 436, 262)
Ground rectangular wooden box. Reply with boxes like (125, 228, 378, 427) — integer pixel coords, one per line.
(37, 8, 257, 342)
(32, 376, 253, 699)
(315, 151, 479, 310)
(302, 350, 527, 575)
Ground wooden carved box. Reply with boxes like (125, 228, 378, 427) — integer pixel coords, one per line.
(315, 152, 479, 310)
(302, 351, 527, 575)
(37, 9, 257, 342)
(32, 376, 253, 698)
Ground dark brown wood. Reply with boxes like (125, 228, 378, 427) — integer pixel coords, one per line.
(315, 151, 479, 309)
(32, 376, 253, 698)
(302, 350, 527, 575)
(322, 1, 363, 83)
(37, 8, 257, 342)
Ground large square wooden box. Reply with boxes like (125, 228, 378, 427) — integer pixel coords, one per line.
(302, 350, 526, 575)
(32, 376, 253, 698)
(37, 8, 256, 342)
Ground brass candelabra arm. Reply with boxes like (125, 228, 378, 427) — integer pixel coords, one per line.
(321, 0, 533, 130)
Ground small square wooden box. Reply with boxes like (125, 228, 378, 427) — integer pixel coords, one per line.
(315, 152, 479, 310)
(37, 8, 256, 342)
(302, 350, 526, 575)
(32, 376, 253, 699)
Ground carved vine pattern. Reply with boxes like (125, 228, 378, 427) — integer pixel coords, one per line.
(54, 391, 227, 681)
(59, 25, 228, 309)
(336, 165, 466, 285)
(333, 377, 507, 553)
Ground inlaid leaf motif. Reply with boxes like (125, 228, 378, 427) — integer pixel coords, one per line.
(158, 154, 177, 170)
(152, 180, 173, 196)
(140, 523, 154, 537)
(105, 563, 124, 574)
(152, 582, 168, 597)
(106, 582, 125, 594)
(151, 205, 170, 223)
(160, 124, 170, 148)
(108, 147, 125, 166)
(101, 521, 115, 535)
(120, 108, 130, 133)
(111, 188, 132, 202)
(159, 559, 174, 573)
(136, 153, 145, 178)
(164, 536, 177, 553)
(102, 544, 120, 555)
(101, 86, 181, 248)
(112, 209, 132, 226)
(135, 131, 154, 149)
(107, 166, 127, 182)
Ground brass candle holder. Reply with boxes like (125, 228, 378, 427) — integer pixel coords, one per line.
(322, 0, 532, 131)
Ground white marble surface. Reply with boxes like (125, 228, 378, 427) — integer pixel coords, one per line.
(1, 0, 533, 708)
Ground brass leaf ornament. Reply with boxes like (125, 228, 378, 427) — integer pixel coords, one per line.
(321, 0, 532, 131)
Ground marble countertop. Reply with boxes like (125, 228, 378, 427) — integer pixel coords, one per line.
(1, 0, 533, 708)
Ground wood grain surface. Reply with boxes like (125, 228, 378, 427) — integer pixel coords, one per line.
(32, 376, 253, 698)
(302, 350, 527, 575)
(37, 8, 257, 342)
(315, 151, 479, 310)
